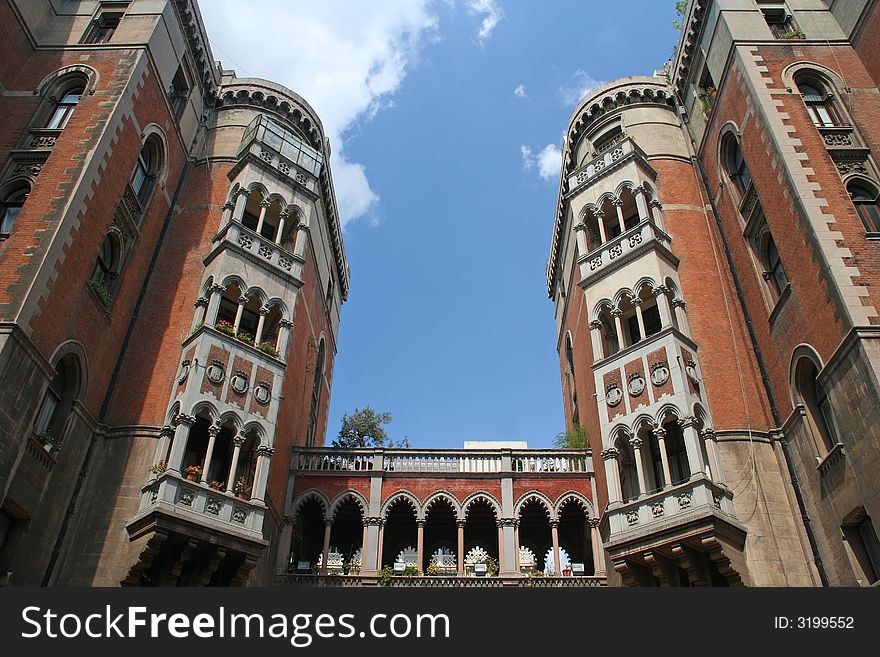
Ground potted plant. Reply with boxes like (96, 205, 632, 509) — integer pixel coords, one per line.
(34, 430, 57, 453)
(190, 321, 204, 336)
(486, 557, 499, 577)
(233, 477, 251, 499)
(402, 564, 419, 577)
(149, 461, 167, 477)
(562, 565, 572, 577)
(781, 27, 806, 40)
(184, 465, 202, 482)
(87, 279, 112, 307)
(214, 319, 236, 336)
(236, 331, 255, 346)
(209, 480, 224, 491)
(425, 563, 441, 577)
(257, 341, 279, 357)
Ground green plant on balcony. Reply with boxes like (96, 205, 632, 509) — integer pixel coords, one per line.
(343, 560, 360, 576)
(402, 565, 419, 577)
(486, 557, 499, 577)
(780, 28, 805, 40)
(236, 331, 255, 346)
(257, 341, 280, 357)
(190, 321, 204, 335)
(149, 461, 167, 476)
(87, 279, 112, 307)
(215, 319, 236, 336)
(209, 480, 225, 491)
(380, 565, 394, 586)
(184, 465, 202, 481)
(233, 476, 251, 499)
(425, 563, 441, 576)
(34, 430, 58, 452)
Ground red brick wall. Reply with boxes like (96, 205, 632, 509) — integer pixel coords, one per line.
(852, 1, 880, 86)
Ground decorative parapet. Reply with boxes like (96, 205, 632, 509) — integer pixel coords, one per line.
(273, 574, 606, 588)
(208, 219, 305, 281)
(576, 218, 674, 287)
(566, 137, 652, 195)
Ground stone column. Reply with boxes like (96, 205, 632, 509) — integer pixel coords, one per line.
(632, 298, 647, 342)
(416, 520, 426, 574)
(680, 416, 705, 479)
(206, 284, 225, 325)
(320, 519, 332, 575)
(589, 518, 604, 575)
(594, 210, 608, 243)
(611, 309, 625, 349)
(574, 221, 589, 257)
(589, 320, 604, 361)
(654, 427, 673, 488)
(650, 199, 664, 228)
(602, 448, 622, 504)
(168, 414, 195, 473)
(702, 429, 725, 481)
(154, 425, 174, 466)
(191, 296, 209, 331)
(654, 286, 673, 328)
(225, 435, 246, 494)
(376, 521, 385, 571)
(200, 424, 220, 483)
(232, 188, 249, 223)
(252, 446, 274, 502)
(276, 516, 295, 574)
(629, 436, 647, 496)
(255, 306, 269, 344)
(221, 200, 235, 225)
(255, 199, 270, 235)
(233, 296, 248, 333)
(277, 319, 293, 358)
(550, 520, 562, 575)
(497, 521, 505, 574)
(613, 199, 626, 234)
(634, 185, 650, 222)
(276, 211, 288, 246)
(457, 520, 466, 576)
(293, 222, 310, 260)
(672, 298, 691, 335)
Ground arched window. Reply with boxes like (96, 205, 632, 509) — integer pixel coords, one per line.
(130, 136, 163, 207)
(796, 76, 841, 128)
(0, 184, 30, 237)
(46, 86, 84, 130)
(91, 233, 122, 296)
(794, 356, 837, 455)
(848, 181, 880, 233)
(306, 339, 326, 447)
(760, 233, 787, 300)
(565, 334, 579, 427)
(722, 133, 751, 197)
(33, 353, 82, 451)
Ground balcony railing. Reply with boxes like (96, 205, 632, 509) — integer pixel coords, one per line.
(238, 114, 322, 192)
(567, 137, 647, 193)
(274, 574, 606, 587)
(292, 448, 592, 475)
(605, 475, 735, 540)
(26, 128, 62, 151)
(210, 220, 304, 278)
(577, 218, 672, 285)
(135, 472, 266, 541)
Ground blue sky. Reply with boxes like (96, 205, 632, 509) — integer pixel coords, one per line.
(200, 1, 679, 448)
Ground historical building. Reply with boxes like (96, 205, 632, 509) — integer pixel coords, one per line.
(0, 0, 347, 586)
(548, 0, 880, 586)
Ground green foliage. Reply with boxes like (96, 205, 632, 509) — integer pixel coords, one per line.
(380, 565, 394, 586)
(87, 279, 112, 307)
(332, 406, 412, 448)
(553, 423, 588, 449)
(780, 28, 806, 40)
(672, 0, 688, 30)
(403, 565, 419, 577)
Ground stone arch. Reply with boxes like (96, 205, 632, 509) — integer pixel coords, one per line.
(788, 344, 825, 408)
(591, 298, 615, 322)
(608, 422, 632, 448)
(633, 276, 658, 298)
(190, 399, 220, 422)
(423, 491, 462, 520)
(165, 401, 181, 425)
(139, 123, 169, 191)
(240, 420, 268, 445)
(615, 180, 638, 198)
(514, 491, 554, 520)
(48, 340, 88, 401)
(291, 489, 331, 519)
(381, 490, 421, 519)
(612, 287, 636, 309)
(655, 403, 684, 427)
(266, 297, 291, 321)
(461, 492, 501, 519)
(220, 273, 247, 291)
(328, 490, 368, 520)
(35, 64, 99, 96)
(217, 411, 243, 432)
(554, 491, 596, 519)
(631, 413, 656, 436)
(781, 61, 848, 94)
(243, 286, 268, 307)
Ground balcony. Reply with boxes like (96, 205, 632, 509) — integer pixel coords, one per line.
(292, 447, 593, 476)
(576, 218, 674, 286)
(274, 574, 606, 587)
(25, 128, 62, 151)
(237, 114, 322, 194)
(128, 471, 267, 545)
(604, 475, 736, 543)
(566, 137, 650, 195)
(207, 220, 304, 280)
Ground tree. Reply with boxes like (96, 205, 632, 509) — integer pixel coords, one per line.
(672, 0, 688, 31)
(332, 406, 411, 448)
(553, 423, 588, 449)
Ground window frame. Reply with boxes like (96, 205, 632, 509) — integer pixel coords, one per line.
(80, 11, 124, 45)
(848, 181, 880, 233)
(46, 87, 85, 130)
(0, 186, 30, 238)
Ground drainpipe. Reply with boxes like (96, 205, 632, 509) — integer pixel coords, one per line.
(41, 115, 206, 586)
(678, 101, 829, 587)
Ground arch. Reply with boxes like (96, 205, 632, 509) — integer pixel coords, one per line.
(614, 180, 638, 198)
(787, 344, 825, 408)
(655, 403, 684, 427)
(190, 399, 220, 422)
(220, 274, 247, 291)
(217, 411, 244, 432)
(35, 65, 99, 97)
(245, 181, 270, 197)
(291, 489, 331, 519)
(461, 492, 502, 519)
(130, 132, 165, 210)
(243, 286, 269, 307)
(139, 123, 170, 191)
(0, 180, 32, 237)
(612, 287, 636, 309)
(381, 490, 421, 519)
(781, 61, 848, 95)
(790, 345, 837, 454)
(591, 298, 615, 322)
(266, 192, 288, 208)
(165, 401, 181, 426)
(328, 490, 369, 519)
(633, 276, 659, 298)
(608, 422, 632, 446)
(240, 420, 268, 445)
(265, 297, 291, 321)
(48, 341, 87, 399)
(718, 124, 751, 198)
(423, 491, 462, 519)
(514, 491, 554, 520)
(692, 402, 712, 430)
(554, 491, 596, 519)
(847, 178, 880, 233)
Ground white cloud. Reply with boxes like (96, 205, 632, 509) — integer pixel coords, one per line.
(521, 143, 561, 182)
(199, 1, 441, 226)
(558, 70, 606, 106)
(513, 84, 527, 98)
(466, 0, 504, 46)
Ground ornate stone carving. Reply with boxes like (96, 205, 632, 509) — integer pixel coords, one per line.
(685, 360, 700, 384)
(625, 510, 639, 525)
(174, 414, 197, 427)
(253, 383, 271, 405)
(238, 233, 253, 249)
(605, 384, 623, 407)
(823, 131, 853, 147)
(629, 437, 643, 450)
(206, 497, 222, 515)
(651, 501, 665, 517)
(232, 506, 249, 524)
(177, 488, 194, 506)
(230, 372, 249, 395)
(258, 244, 273, 259)
(651, 361, 670, 386)
(600, 447, 619, 461)
(206, 361, 225, 384)
(628, 373, 646, 397)
(677, 492, 692, 509)
(177, 360, 190, 384)
(279, 256, 293, 271)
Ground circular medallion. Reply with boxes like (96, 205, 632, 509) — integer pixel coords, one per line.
(628, 374, 646, 397)
(177, 360, 190, 385)
(206, 362, 225, 384)
(685, 361, 700, 384)
(606, 385, 623, 407)
(230, 372, 249, 395)
(253, 384, 271, 405)
(651, 362, 670, 386)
